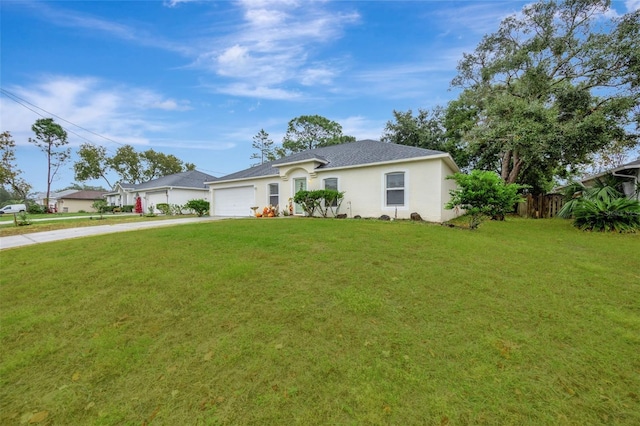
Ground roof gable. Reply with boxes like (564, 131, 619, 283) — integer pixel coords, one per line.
(59, 190, 106, 200)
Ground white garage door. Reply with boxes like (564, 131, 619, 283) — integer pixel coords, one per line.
(213, 186, 255, 216)
(147, 191, 167, 212)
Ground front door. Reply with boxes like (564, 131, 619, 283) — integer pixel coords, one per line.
(293, 178, 307, 215)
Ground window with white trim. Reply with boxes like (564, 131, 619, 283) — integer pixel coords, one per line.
(323, 177, 338, 207)
(385, 172, 405, 206)
(268, 183, 279, 207)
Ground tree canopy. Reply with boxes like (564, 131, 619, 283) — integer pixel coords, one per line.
(448, 0, 640, 193)
(1, 131, 31, 200)
(282, 115, 355, 154)
(74, 143, 112, 188)
(250, 129, 276, 165)
(74, 144, 193, 186)
(381, 107, 471, 170)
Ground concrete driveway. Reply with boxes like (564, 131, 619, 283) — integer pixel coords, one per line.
(0, 216, 229, 250)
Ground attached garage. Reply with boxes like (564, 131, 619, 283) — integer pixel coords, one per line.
(213, 186, 255, 216)
(146, 190, 168, 212)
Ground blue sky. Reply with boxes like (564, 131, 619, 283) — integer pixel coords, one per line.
(1, 0, 638, 192)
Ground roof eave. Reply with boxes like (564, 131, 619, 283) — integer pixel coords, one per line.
(207, 173, 278, 185)
(272, 157, 329, 168)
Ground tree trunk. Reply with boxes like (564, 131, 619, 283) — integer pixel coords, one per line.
(45, 140, 52, 212)
(500, 149, 523, 184)
(501, 150, 511, 181)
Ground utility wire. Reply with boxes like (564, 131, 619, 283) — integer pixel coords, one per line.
(0, 87, 125, 147)
(1, 87, 228, 176)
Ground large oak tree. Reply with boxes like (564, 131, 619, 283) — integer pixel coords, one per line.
(450, 0, 640, 192)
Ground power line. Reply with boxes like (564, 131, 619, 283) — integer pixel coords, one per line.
(0, 87, 125, 147)
(1, 87, 228, 176)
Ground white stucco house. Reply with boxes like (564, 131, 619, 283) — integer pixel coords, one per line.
(206, 139, 461, 222)
(105, 170, 217, 213)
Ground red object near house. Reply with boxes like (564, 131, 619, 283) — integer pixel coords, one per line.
(134, 197, 143, 214)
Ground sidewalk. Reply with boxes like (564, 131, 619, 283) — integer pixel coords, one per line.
(0, 216, 227, 250)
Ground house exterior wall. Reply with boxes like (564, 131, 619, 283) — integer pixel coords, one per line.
(106, 187, 136, 207)
(56, 199, 100, 213)
(209, 157, 459, 222)
(440, 160, 460, 222)
(141, 188, 209, 213)
(620, 169, 639, 200)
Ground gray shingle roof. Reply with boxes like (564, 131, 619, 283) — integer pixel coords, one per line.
(59, 190, 106, 200)
(131, 170, 217, 190)
(616, 158, 640, 169)
(217, 140, 448, 181)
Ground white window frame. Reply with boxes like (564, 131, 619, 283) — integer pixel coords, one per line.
(268, 183, 279, 207)
(384, 172, 406, 208)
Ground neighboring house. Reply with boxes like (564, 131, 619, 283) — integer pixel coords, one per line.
(105, 170, 217, 213)
(56, 190, 107, 213)
(34, 189, 77, 211)
(206, 139, 461, 222)
(579, 159, 640, 200)
(105, 183, 138, 208)
(34, 189, 104, 212)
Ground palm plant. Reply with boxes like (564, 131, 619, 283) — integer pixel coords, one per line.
(573, 197, 640, 232)
(557, 175, 640, 232)
(557, 180, 587, 219)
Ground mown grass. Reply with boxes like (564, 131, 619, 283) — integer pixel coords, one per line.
(0, 212, 96, 223)
(1, 218, 639, 424)
(0, 213, 197, 236)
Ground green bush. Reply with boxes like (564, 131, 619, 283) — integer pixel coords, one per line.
(91, 200, 108, 219)
(445, 170, 525, 229)
(557, 175, 640, 232)
(156, 203, 171, 215)
(27, 204, 45, 214)
(573, 197, 640, 232)
(185, 199, 209, 217)
(293, 189, 344, 217)
(171, 204, 184, 215)
(122, 205, 134, 213)
(16, 212, 31, 226)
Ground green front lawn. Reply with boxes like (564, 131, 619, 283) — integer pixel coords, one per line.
(0, 213, 198, 236)
(1, 218, 638, 424)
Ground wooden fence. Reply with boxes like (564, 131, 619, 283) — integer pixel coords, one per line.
(517, 194, 565, 218)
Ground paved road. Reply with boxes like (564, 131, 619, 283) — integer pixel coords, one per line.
(0, 216, 229, 250)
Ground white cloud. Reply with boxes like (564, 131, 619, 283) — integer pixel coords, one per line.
(194, 0, 359, 98)
(163, 0, 201, 8)
(300, 67, 336, 86)
(28, 1, 193, 55)
(626, 0, 640, 11)
(0, 75, 192, 150)
(215, 83, 301, 100)
(431, 3, 519, 37)
(338, 115, 386, 141)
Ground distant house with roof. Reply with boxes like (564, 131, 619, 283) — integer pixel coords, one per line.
(205, 139, 460, 222)
(580, 158, 640, 200)
(105, 170, 217, 213)
(34, 189, 106, 213)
